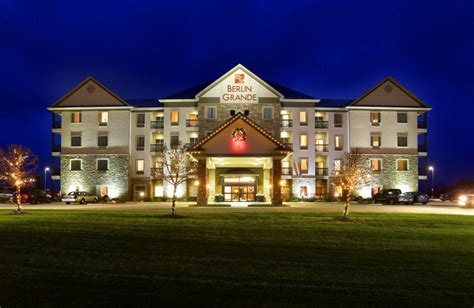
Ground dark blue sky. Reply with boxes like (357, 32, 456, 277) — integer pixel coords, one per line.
(1, 0, 473, 185)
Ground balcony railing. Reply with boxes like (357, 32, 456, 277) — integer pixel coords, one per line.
(52, 121, 61, 129)
(150, 144, 165, 152)
(52, 144, 61, 152)
(316, 168, 329, 176)
(417, 121, 427, 129)
(284, 143, 293, 148)
(151, 121, 164, 129)
(282, 167, 293, 175)
(150, 168, 163, 178)
(186, 119, 199, 127)
(315, 144, 329, 152)
(281, 119, 292, 127)
(418, 144, 427, 152)
(315, 121, 329, 129)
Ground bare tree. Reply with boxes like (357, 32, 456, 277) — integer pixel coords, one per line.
(153, 143, 197, 216)
(0, 145, 38, 213)
(331, 149, 372, 217)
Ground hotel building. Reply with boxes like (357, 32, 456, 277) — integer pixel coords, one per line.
(48, 64, 430, 204)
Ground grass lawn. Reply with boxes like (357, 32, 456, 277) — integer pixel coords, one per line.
(0, 210, 473, 306)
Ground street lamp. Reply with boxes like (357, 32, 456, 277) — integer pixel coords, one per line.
(428, 166, 434, 198)
(44, 167, 50, 190)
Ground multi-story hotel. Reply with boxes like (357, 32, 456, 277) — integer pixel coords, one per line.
(48, 64, 430, 204)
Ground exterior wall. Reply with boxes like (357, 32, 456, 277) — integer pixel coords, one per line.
(60, 154, 129, 200)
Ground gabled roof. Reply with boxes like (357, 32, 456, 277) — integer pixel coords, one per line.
(125, 98, 163, 108)
(50, 76, 129, 108)
(160, 64, 315, 101)
(350, 76, 430, 108)
(190, 112, 292, 153)
(316, 99, 354, 108)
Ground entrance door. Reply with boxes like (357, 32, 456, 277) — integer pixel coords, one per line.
(223, 176, 257, 202)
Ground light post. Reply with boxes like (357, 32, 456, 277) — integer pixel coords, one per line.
(44, 167, 50, 191)
(428, 166, 434, 198)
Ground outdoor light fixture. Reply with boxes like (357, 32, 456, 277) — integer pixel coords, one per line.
(44, 167, 50, 190)
(194, 180, 199, 186)
(428, 166, 434, 198)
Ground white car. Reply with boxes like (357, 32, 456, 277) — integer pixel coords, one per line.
(62, 191, 98, 204)
(458, 194, 474, 207)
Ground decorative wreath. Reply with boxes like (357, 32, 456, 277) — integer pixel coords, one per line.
(231, 128, 247, 142)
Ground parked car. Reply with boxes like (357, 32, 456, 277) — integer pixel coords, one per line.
(414, 192, 430, 204)
(62, 191, 98, 204)
(458, 194, 474, 207)
(12, 189, 52, 204)
(0, 190, 14, 203)
(398, 192, 415, 205)
(441, 190, 466, 201)
(373, 189, 402, 204)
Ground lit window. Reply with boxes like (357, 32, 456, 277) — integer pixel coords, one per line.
(300, 134, 308, 149)
(397, 113, 408, 123)
(371, 135, 381, 148)
(98, 135, 108, 147)
(371, 159, 382, 171)
(299, 111, 308, 125)
(397, 135, 408, 147)
(136, 113, 145, 127)
(371, 112, 381, 125)
(263, 107, 273, 119)
(70, 160, 82, 171)
(397, 159, 408, 171)
(97, 159, 108, 171)
(334, 135, 343, 151)
(334, 113, 343, 127)
(71, 112, 81, 123)
(98, 112, 108, 126)
(300, 158, 308, 173)
(136, 159, 145, 174)
(334, 159, 342, 172)
(171, 111, 180, 124)
(205, 107, 216, 119)
(188, 113, 198, 127)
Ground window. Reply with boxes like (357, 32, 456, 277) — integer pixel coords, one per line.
(334, 159, 342, 173)
(71, 133, 82, 147)
(98, 135, 108, 147)
(371, 112, 381, 126)
(70, 159, 82, 171)
(300, 158, 308, 173)
(397, 134, 408, 147)
(334, 135, 343, 151)
(189, 137, 198, 145)
(370, 159, 382, 171)
(263, 107, 273, 119)
(371, 135, 381, 148)
(397, 159, 409, 171)
(97, 159, 108, 171)
(299, 111, 308, 126)
(170, 135, 180, 147)
(300, 134, 308, 149)
(244, 110, 249, 116)
(170, 111, 179, 125)
(98, 112, 108, 126)
(397, 112, 408, 123)
(205, 107, 216, 119)
(136, 136, 145, 151)
(136, 159, 145, 174)
(334, 113, 343, 127)
(71, 112, 81, 123)
(230, 110, 235, 116)
(136, 113, 145, 127)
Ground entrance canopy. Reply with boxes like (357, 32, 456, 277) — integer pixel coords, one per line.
(190, 112, 291, 157)
(207, 157, 273, 169)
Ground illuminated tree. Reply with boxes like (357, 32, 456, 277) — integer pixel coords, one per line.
(331, 149, 372, 217)
(153, 143, 197, 216)
(0, 145, 38, 213)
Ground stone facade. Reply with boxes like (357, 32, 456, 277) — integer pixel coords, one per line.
(60, 154, 129, 200)
(197, 99, 281, 139)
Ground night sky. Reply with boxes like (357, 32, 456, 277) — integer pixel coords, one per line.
(1, 0, 473, 186)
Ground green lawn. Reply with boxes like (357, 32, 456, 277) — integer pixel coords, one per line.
(0, 210, 473, 306)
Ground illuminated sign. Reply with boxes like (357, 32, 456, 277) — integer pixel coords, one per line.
(222, 74, 258, 102)
(229, 127, 248, 152)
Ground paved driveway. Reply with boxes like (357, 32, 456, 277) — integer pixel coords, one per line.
(0, 200, 472, 216)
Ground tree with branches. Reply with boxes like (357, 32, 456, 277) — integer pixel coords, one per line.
(153, 143, 197, 216)
(331, 149, 372, 217)
(0, 145, 38, 213)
